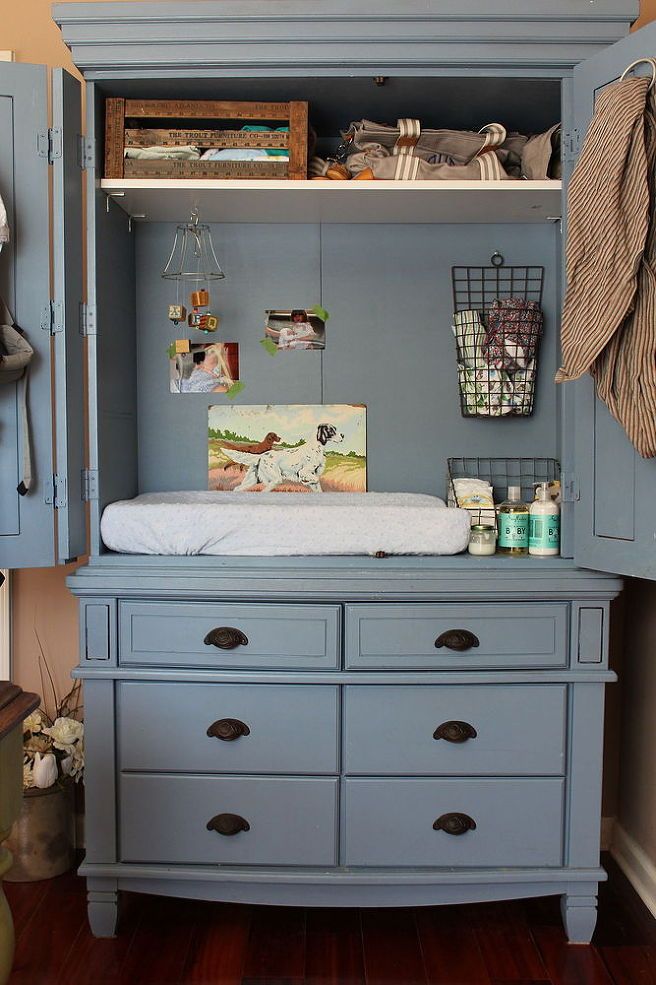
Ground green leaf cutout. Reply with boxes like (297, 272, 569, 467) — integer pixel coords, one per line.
(260, 338, 278, 356)
(310, 304, 329, 322)
(226, 381, 245, 399)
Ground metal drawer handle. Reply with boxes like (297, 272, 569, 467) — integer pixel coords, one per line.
(433, 721, 477, 743)
(433, 812, 477, 836)
(204, 627, 249, 650)
(434, 629, 480, 652)
(206, 813, 250, 836)
(207, 718, 251, 742)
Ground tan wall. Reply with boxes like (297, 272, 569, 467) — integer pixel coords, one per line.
(5, 3, 656, 858)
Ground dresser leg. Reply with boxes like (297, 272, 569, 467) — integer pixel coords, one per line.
(560, 892, 598, 944)
(87, 879, 119, 937)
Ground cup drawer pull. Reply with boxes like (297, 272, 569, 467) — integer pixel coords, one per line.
(433, 721, 477, 743)
(434, 629, 480, 652)
(206, 813, 250, 836)
(206, 718, 251, 741)
(204, 627, 249, 650)
(433, 812, 477, 836)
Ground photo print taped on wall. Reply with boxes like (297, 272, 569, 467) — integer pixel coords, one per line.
(169, 341, 240, 394)
(208, 404, 366, 493)
(265, 308, 326, 351)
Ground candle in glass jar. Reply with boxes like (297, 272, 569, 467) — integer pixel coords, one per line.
(468, 524, 496, 556)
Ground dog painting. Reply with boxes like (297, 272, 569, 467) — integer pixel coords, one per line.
(208, 404, 366, 493)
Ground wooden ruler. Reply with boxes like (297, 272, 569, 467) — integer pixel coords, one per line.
(124, 99, 292, 120)
(124, 128, 290, 149)
(123, 159, 289, 179)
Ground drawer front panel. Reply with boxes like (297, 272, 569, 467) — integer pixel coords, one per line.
(342, 777, 564, 867)
(343, 685, 566, 776)
(345, 603, 568, 670)
(120, 774, 338, 866)
(119, 602, 340, 669)
(119, 682, 339, 774)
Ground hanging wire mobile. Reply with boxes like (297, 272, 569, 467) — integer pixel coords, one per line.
(162, 209, 225, 333)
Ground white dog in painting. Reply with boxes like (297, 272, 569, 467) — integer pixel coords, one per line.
(226, 424, 344, 492)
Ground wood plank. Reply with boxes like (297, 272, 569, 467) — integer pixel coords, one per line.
(287, 100, 309, 180)
(361, 909, 427, 985)
(241, 906, 306, 984)
(124, 129, 289, 149)
(9, 882, 86, 985)
(54, 891, 142, 985)
(0, 690, 38, 740)
(3, 880, 50, 943)
(123, 159, 288, 180)
(180, 902, 251, 985)
(532, 926, 614, 985)
(600, 945, 656, 985)
(304, 908, 365, 985)
(124, 100, 292, 120)
(416, 906, 492, 985)
(104, 97, 125, 179)
(474, 903, 548, 982)
(117, 895, 198, 985)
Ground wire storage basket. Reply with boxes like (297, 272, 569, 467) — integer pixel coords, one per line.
(451, 254, 544, 418)
(447, 456, 560, 527)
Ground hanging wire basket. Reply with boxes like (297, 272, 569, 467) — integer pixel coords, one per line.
(161, 209, 225, 282)
(451, 253, 544, 418)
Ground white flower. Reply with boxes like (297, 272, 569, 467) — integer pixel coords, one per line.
(23, 711, 43, 734)
(32, 752, 58, 789)
(43, 717, 83, 752)
(23, 763, 34, 789)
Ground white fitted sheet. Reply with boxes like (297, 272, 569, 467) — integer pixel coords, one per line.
(100, 491, 471, 557)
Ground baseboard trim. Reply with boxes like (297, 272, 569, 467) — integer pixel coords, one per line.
(611, 823, 656, 919)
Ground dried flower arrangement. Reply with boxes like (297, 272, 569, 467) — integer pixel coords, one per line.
(21, 631, 84, 791)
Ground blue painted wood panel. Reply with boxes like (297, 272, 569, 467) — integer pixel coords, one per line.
(345, 603, 568, 670)
(118, 682, 340, 773)
(0, 64, 56, 567)
(341, 777, 564, 867)
(120, 773, 339, 865)
(571, 19, 656, 581)
(119, 601, 341, 669)
(342, 684, 566, 775)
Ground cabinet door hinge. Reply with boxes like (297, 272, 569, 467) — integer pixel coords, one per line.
(81, 468, 99, 502)
(41, 300, 64, 335)
(37, 127, 63, 165)
(79, 302, 97, 337)
(78, 135, 95, 170)
(561, 472, 580, 503)
(562, 129, 581, 166)
(45, 473, 67, 509)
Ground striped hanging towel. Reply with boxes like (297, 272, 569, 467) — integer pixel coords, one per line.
(556, 71, 656, 457)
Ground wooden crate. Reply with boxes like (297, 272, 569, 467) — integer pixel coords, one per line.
(105, 98, 309, 180)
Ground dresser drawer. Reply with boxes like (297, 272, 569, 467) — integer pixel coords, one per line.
(120, 774, 339, 866)
(341, 777, 564, 867)
(119, 602, 340, 670)
(345, 603, 568, 670)
(343, 685, 566, 776)
(118, 682, 339, 774)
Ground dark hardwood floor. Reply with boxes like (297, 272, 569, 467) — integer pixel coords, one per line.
(5, 855, 656, 985)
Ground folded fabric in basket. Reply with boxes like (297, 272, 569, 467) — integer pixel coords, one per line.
(453, 309, 486, 368)
(482, 298, 543, 372)
(124, 145, 200, 161)
(458, 364, 514, 416)
(200, 148, 289, 162)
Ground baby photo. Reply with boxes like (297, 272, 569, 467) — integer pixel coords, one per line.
(265, 309, 326, 350)
(170, 342, 240, 393)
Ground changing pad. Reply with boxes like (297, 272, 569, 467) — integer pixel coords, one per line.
(100, 491, 471, 557)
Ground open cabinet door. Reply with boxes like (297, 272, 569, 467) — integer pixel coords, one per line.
(0, 64, 84, 568)
(571, 21, 656, 581)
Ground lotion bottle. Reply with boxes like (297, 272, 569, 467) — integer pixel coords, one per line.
(529, 482, 560, 556)
(497, 485, 529, 555)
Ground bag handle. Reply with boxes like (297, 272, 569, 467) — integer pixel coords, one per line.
(475, 123, 507, 181)
(393, 119, 421, 180)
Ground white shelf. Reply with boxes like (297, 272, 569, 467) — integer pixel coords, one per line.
(101, 178, 562, 225)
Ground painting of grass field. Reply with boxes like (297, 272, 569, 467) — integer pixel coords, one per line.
(208, 404, 367, 493)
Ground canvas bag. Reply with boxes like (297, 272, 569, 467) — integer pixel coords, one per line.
(343, 119, 560, 180)
(0, 299, 33, 494)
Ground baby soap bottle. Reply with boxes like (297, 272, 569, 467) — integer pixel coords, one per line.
(529, 482, 560, 556)
(497, 485, 529, 555)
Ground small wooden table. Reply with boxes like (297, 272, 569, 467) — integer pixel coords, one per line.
(0, 682, 39, 985)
